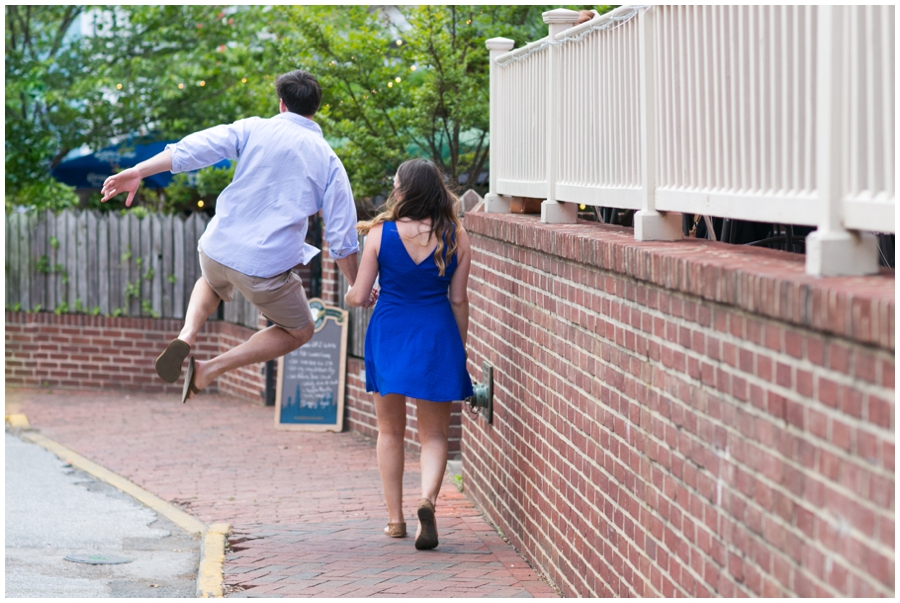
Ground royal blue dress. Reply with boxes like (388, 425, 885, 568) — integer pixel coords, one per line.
(364, 220, 473, 402)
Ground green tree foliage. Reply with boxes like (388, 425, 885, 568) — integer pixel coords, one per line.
(7, 5, 611, 213)
(5, 5, 276, 209)
(270, 5, 606, 204)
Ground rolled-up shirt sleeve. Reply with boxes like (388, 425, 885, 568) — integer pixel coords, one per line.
(321, 160, 360, 260)
(165, 118, 257, 174)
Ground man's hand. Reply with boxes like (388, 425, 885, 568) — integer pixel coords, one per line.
(365, 287, 379, 308)
(100, 167, 143, 207)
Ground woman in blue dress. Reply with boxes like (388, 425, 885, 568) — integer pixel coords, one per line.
(346, 159, 473, 550)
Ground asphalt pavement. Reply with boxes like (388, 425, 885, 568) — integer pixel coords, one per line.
(5, 431, 200, 597)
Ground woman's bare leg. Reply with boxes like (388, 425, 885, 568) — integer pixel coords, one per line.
(375, 393, 408, 526)
(415, 399, 452, 504)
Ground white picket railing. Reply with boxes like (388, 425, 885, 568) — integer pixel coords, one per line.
(485, 5, 895, 276)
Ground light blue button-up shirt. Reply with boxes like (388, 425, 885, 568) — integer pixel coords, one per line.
(167, 112, 359, 278)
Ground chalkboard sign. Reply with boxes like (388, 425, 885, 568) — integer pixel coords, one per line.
(274, 298, 348, 432)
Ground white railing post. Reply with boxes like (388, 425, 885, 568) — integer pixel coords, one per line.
(805, 5, 879, 276)
(634, 6, 682, 241)
(484, 37, 516, 213)
(541, 9, 581, 224)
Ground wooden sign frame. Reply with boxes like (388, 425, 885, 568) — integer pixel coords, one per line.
(274, 298, 348, 432)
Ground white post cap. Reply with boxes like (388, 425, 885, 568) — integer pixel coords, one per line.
(542, 8, 581, 25)
(486, 37, 515, 51)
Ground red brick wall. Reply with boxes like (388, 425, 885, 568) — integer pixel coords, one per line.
(319, 238, 340, 306)
(5, 311, 264, 402)
(461, 212, 894, 598)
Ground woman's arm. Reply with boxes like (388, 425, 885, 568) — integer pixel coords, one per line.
(345, 223, 382, 308)
(448, 228, 472, 347)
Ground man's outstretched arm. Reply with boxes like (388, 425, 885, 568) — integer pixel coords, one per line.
(101, 148, 173, 207)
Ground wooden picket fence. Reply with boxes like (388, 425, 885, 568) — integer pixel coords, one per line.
(5, 209, 258, 328)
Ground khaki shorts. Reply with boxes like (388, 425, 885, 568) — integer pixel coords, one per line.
(199, 249, 313, 331)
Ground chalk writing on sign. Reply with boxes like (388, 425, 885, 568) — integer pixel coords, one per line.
(279, 318, 342, 425)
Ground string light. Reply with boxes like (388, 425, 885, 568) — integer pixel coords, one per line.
(395, 77, 401, 83)
(116, 83, 123, 90)
(197, 200, 205, 208)
(410, 65, 417, 71)
(241, 78, 247, 83)
(178, 83, 184, 89)
(200, 80, 206, 86)
(395, 39, 402, 46)
(388, 82, 393, 88)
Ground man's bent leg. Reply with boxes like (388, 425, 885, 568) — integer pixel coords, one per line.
(190, 322, 314, 393)
(178, 277, 222, 347)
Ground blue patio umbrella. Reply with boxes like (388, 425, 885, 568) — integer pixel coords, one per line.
(52, 138, 230, 189)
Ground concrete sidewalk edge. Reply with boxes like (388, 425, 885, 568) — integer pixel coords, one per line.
(7, 414, 229, 599)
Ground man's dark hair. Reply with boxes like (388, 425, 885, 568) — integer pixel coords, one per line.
(275, 70, 322, 116)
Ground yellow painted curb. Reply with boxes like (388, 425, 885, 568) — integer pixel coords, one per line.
(12, 415, 230, 598)
(6, 413, 30, 429)
(197, 523, 231, 598)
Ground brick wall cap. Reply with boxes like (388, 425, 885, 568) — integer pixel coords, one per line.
(464, 213, 894, 350)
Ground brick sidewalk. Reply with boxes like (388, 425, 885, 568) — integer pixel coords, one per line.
(5, 388, 558, 598)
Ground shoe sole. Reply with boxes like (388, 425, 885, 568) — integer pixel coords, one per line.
(415, 504, 438, 550)
(156, 339, 191, 383)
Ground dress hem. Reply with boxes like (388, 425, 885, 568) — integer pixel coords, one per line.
(364, 387, 470, 403)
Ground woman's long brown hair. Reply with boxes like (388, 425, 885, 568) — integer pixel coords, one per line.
(357, 159, 462, 276)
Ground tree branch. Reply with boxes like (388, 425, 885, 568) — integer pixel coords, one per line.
(47, 5, 82, 60)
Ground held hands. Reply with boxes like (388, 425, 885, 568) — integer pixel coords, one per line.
(345, 285, 379, 308)
(100, 167, 142, 207)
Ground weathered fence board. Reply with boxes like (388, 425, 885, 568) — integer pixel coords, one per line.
(64, 211, 78, 310)
(150, 214, 163, 316)
(31, 211, 46, 311)
(140, 215, 152, 316)
(126, 213, 140, 316)
(7, 215, 20, 308)
(76, 211, 88, 312)
(47, 209, 60, 312)
(98, 213, 110, 315)
(86, 211, 99, 312)
(109, 213, 123, 314)
(161, 213, 174, 318)
(173, 216, 185, 318)
(19, 213, 32, 312)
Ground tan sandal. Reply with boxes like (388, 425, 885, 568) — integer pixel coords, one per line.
(415, 498, 438, 550)
(385, 522, 407, 538)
